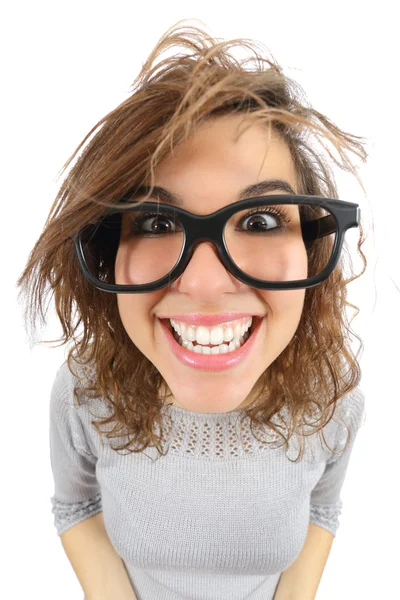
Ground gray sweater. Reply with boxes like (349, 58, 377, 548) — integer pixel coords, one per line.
(50, 359, 366, 600)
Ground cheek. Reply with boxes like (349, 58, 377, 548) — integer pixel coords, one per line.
(262, 290, 306, 357)
(261, 289, 306, 341)
(116, 295, 147, 342)
(116, 293, 163, 346)
(116, 294, 132, 333)
(116, 242, 161, 286)
(261, 288, 306, 316)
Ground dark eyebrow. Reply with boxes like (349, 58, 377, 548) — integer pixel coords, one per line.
(130, 179, 297, 208)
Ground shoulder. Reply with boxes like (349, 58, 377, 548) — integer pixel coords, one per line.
(50, 356, 112, 455)
(333, 386, 366, 436)
(288, 385, 366, 463)
(50, 360, 77, 411)
(50, 355, 111, 421)
(331, 385, 366, 451)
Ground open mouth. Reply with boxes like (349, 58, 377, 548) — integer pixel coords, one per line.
(164, 316, 262, 349)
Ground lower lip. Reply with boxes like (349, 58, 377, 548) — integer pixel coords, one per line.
(159, 316, 264, 371)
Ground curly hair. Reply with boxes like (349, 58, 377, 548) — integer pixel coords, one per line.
(17, 19, 368, 462)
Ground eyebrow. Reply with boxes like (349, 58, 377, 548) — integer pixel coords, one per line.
(130, 179, 297, 208)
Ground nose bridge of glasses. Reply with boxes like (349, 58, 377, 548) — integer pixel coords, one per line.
(180, 227, 229, 275)
(186, 237, 225, 262)
(182, 210, 226, 258)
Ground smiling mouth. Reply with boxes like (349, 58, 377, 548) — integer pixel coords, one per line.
(165, 315, 262, 348)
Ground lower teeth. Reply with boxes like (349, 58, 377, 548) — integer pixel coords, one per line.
(172, 328, 251, 355)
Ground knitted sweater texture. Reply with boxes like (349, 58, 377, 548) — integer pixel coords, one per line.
(49, 360, 365, 600)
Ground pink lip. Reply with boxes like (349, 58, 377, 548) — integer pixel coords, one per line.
(158, 316, 264, 372)
(157, 312, 263, 326)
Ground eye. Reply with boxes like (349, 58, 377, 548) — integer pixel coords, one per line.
(127, 212, 182, 236)
(238, 206, 291, 232)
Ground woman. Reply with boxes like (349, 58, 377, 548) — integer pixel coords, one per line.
(17, 19, 367, 600)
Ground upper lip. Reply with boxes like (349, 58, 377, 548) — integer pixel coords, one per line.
(158, 313, 264, 326)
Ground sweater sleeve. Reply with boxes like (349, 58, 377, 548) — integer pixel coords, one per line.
(49, 362, 102, 536)
(309, 387, 366, 537)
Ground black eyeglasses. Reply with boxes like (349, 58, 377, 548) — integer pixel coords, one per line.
(73, 194, 360, 293)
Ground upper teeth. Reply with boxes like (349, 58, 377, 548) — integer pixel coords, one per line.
(170, 317, 253, 346)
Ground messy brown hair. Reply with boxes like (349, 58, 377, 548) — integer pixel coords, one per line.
(17, 19, 368, 461)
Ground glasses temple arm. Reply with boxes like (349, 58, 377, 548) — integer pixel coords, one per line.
(302, 214, 337, 242)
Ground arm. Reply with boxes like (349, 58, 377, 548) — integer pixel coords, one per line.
(273, 387, 366, 599)
(61, 512, 138, 600)
(50, 365, 137, 598)
(273, 522, 334, 600)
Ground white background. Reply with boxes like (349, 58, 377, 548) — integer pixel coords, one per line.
(2, 1, 399, 598)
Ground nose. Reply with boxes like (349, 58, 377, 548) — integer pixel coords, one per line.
(175, 240, 240, 298)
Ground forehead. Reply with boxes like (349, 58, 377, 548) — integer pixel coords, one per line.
(152, 115, 298, 210)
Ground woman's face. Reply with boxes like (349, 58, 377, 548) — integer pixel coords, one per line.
(115, 114, 307, 413)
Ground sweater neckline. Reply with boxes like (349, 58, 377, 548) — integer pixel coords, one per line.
(161, 402, 245, 419)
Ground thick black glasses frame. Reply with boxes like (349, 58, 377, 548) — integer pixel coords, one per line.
(74, 194, 360, 293)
